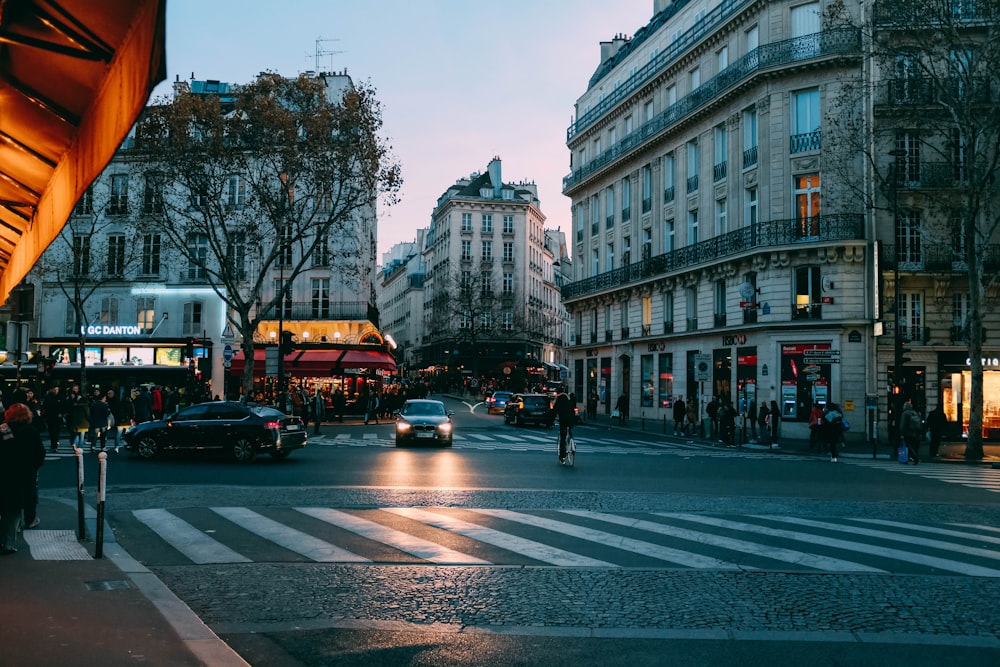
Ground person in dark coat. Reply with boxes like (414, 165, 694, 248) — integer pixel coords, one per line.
(822, 402, 845, 463)
(332, 389, 345, 423)
(925, 406, 947, 458)
(768, 400, 781, 447)
(41, 385, 63, 452)
(69, 392, 90, 449)
(89, 392, 111, 452)
(757, 402, 770, 445)
(614, 393, 628, 425)
(673, 397, 686, 436)
(133, 385, 153, 423)
(552, 391, 577, 463)
(0, 403, 46, 552)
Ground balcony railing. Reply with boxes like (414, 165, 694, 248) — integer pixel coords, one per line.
(642, 324, 652, 336)
(605, 330, 613, 343)
(876, 76, 993, 108)
(686, 318, 698, 332)
(792, 304, 823, 320)
(663, 321, 674, 334)
(713, 161, 727, 182)
(259, 301, 370, 321)
(790, 130, 821, 154)
(879, 244, 1000, 272)
(743, 146, 758, 168)
(663, 186, 675, 204)
(563, 28, 861, 192)
(686, 175, 698, 193)
(621, 327, 630, 340)
(622, 206, 631, 222)
(891, 161, 973, 189)
(562, 213, 864, 300)
(874, 0, 999, 25)
(714, 313, 727, 327)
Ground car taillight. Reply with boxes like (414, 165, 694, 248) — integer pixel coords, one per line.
(266, 421, 281, 430)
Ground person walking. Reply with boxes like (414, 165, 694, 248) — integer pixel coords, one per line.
(332, 389, 345, 423)
(673, 396, 686, 436)
(586, 389, 598, 421)
(151, 386, 163, 420)
(900, 402, 923, 464)
(41, 385, 63, 452)
(808, 402, 825, 453)
(311, 389, 326, 435)
(0, 403, 46, 552)
(614, 393, 628, 425)
(768, 400, 781, 447)
(706, 396, 719, 440)
(552, 390, 577, 463)
(134, 385, 153, 423)
(110, 388, 134, 453)
(719, 400, 736, 446)
(822, 402, 845, 462)
(88, 390, 111, 452)
(69, 391, 90, 450)
(757, 402, 770, 446)
(925, 405, 947, 458)
(365, 391, 380, 425)
(685, 399, 698, 436)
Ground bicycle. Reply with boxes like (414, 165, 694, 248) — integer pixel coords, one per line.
(561, 425, 576, 467)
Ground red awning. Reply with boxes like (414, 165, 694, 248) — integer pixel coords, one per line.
(229, 348, 396, 377)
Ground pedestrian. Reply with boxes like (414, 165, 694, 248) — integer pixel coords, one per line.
(552, 390, 577, 463)
(89, 391, 111, 452)
(757, 402, 770, 446)
(719, 400, 736, 446)
(707, 396, 719, 440)
(808, 402, 825, 453)
(673, 396, 686, 436)
(822, 401, 845, 462)
(587, 389, 598, 421)
(311, 389, 326, 435)
(111, 388, 134, 453)
(900, 402, 923, 464)
(769, 400, 781, 447)
(41, 385, 63, 452)
(69, 391, 90, 449)
(365, 391, 380, 425)
(134, 385, 153, 423)
(332, 389, 345, 423)
(685, 400, 697, 436)
(151, 385, 163, 420)
(926, 405, 947, 458)
(614, 393, 627, 425)
(0, 403, 46, 552)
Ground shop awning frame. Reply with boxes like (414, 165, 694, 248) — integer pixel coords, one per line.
(229, 347, 397, 378)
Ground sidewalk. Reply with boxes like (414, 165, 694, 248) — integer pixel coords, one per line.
(576, 410, 1000, 465)
(0, 496, 247, 667)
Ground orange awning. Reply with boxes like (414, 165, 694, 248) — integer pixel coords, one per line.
(0, 0, 167, 302)
(230, 348, 397, 377)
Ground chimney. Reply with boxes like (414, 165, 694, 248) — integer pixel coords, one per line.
(488, 156, 502, 198)
(599, 33, 629, 65)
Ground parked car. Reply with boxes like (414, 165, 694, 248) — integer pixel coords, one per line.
(394, 399, 454, 447)
(123, 401, 306, 462)
(503, 393, 554, 427)
(486, 391, 514, 415)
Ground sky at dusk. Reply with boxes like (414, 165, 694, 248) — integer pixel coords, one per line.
(157, 0, 654, 261)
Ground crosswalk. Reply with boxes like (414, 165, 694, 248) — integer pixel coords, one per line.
(113, 506, 1000, 577)
(846, 458, 1000, 495)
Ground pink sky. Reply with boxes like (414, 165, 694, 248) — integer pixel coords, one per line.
(159, 0, 654, 259)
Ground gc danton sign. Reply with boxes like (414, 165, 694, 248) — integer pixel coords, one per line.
(81, 325, 143, 336)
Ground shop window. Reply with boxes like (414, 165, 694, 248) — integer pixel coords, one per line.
(793, 267, 822, 319)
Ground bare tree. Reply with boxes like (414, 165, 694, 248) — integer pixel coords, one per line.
(35, 187, 141, 392)
(825, 0, 1000, 459)
(133, 73, 400, 401)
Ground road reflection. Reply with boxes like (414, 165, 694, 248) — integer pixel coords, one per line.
(381, 449, 469, 488)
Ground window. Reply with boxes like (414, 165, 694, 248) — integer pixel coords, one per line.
(136, 298, 155, 334)
(900, 293, 923, 341)
(461, 213, 473, 232)
(141, 233, 161, 276)
(791, 88, 820, 152)
(664, 218, 675, 253)
(591, 194, 600, 235)
(480, 272, 493, 297)
(690, 66, 701, 90)
(503, 214, 514, 234)
(100, 297, 119, 326)
(951, 128, 969, 183)
(481, 240, 493, 261)
(686, 287, 698, 331)
(743, 271, 759, 324)
(794, 267, 822, 319)
(717, 45, 729, 71)
(109, 174, 128, 215)
(745, 187, 758, 227)
(743, 108, 758, 168)
(714, 280, 727, 326)
(503, 241, 514, 262)
(187, 233, 208, 280)
(952, 293, 969, 339)
(665, 85, 676, 107)
(663, 153, 675, 203)
(606, 184, 616, 227)
(226, 174, 246, 209)
(604, 305, 612, 339)
(623, 236, 631, 265)
(107, 234, 126, 277)
(143, 173, 162, 214)
(624, 115, 633, 135)
(791, 2, 820, 37)
(794, 174, 821, 237)
(713, 124, 727, 181)
(897, 209, 922, 265)
(606, 241, 614, 272)
(74, 187, 93, 215)
(642, 227, 652, 260)
(715, 199, 727, 236)
(312, 232, 330, 267)
(460, 313, 471, 330)
(688, 209, 699, 244)
(316, 183, 332, 212)
(73, 235, 90, 276)
(644, 100, 654, 122)
(311, 278, 331, 318)
(64, 301, 76, 335)
(591, 248, 599, 276)
(225, 241, 246, 280)
(622, 177, 631, 221)
(502, 311, 513, 330)
(460, 270, 472, 289)
(663, 291, 674, 331)
(277, 225, 293, 267)
(461, 240, 472, 260)
(480, 311, 492, 329)
(642, 295, 652, 334)
(686, 140, 699, 192)
(620, 300, 630, 338)
(502, 272, 513, 295)
(641, 354, 654, 407)
(481, 214, 493, 233)
(273, 279, 292, 319)
(642, 164, 652, 213)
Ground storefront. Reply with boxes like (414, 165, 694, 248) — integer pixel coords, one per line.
(939, 351, 1000, 440)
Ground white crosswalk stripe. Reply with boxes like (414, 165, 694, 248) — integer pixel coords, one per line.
(844, 459, 1000, 494)
(116, 506, 1000, 577)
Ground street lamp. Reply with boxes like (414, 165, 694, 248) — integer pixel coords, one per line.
(888, 147, 908, 444)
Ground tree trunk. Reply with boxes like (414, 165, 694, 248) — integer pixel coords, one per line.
(965, 233, 985, 460)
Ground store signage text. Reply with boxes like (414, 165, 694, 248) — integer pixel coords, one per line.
(81, 325, 143, 336)
(968, 357, 1000, 368)
(722, 334, 747, 346)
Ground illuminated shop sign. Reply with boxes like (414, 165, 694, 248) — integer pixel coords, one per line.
(81, 325, 143, 336)
(967, 357, 1000, 368)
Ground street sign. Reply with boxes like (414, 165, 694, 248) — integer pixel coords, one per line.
(805, 373, 820, 381)
(803, 349, 840, 358)
(803, 365, 820, 374)
(223, 359, 231, 369)
(265, 347, 278, 376)
(221, 323, 235, 342)
(222, 344, 235, 362)
(694, 353, 712, 381)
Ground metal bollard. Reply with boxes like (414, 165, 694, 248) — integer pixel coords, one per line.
(74, 445, 85, 540)
(663, 414, 668, 435)
(94, 451, 107, 559)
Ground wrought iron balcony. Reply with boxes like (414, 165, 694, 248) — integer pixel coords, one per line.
(605, 330, 613, 343)
(790, 130, 821, 154)
(792, 304, 823, 320)
(562, 213, 864, 301)
(259, 301, 370, 321)
(686, 175, 699, 193)
(890, 161, 974, 189)
(663, 187, 674, 204)
(563, 28, 861, 192)
(879, 244, 1000, 273)
(686, 318, 698, 332)
(663, 321, 674, 334)
(621, 327, 630, 340)
(742, 146, 758, 169)
(713, 161, 727, 182)
(874, 0, 999, 25)
(642, 324, 652, 336)
(714, 313, 727, 327)
(875, 77, 993, 108)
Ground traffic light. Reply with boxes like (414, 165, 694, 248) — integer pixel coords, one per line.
(184, 337, 194, 358)
(896, 339, 912, 367)
(280, 330, 295, 356)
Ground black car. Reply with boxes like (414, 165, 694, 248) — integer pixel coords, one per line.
(504, 393, 553, 427)
(123, 401, 307, 462)
(394, 399, 454, 447)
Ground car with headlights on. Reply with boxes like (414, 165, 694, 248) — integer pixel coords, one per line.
(485, 390, 513, 415)
(123, 401, 306, 462)
(394, 399, 454, 447)
(503, 393, 554, 427)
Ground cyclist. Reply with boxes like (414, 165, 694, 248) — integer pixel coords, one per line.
(551, 391, 577, 464)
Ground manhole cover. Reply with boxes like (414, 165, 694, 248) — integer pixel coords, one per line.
(84, 580, 131, 591)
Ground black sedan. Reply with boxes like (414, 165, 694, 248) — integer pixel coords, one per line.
(504, 393, 554, 427)
(394, 399, 454, 447)
(123, 401, 307, 462)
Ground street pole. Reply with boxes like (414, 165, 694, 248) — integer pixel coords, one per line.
(889, 148, 907, 450)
